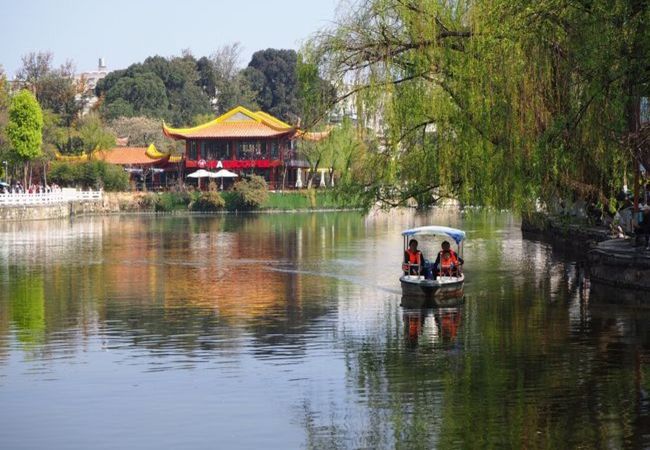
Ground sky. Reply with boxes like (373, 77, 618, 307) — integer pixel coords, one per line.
(0, 0, 342, 78)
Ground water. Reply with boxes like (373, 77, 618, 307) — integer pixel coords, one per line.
(0, 209, 648, 449)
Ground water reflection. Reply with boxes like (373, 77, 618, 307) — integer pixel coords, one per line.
(0, 210, 648, 449)
(402, 306, 463, 349)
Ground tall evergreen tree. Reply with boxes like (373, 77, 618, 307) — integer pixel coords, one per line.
(6, 90, 44, 186)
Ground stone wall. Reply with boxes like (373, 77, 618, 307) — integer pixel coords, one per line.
(0, 201, 103, 221)
(588, 240, 650, 290)
(0, 193, 156, 222)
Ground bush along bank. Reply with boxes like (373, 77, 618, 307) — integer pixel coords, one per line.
(128, 178, 364, 213)
(147, 190, 362, 213)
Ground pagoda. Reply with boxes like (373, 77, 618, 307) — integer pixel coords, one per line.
(163, 106, 321, 189)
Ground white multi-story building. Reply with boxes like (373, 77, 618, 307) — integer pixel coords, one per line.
(76, 58, 109, 114)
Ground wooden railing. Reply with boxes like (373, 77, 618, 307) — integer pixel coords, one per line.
(0, 189, 103, 206)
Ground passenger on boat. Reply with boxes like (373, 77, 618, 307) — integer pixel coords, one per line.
(404, 239, 425, 276)
(433, 241, 464, 277)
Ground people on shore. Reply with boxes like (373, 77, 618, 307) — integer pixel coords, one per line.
(636, 205, 650, 250)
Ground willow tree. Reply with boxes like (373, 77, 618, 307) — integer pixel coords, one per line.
(307, 0, 649, 212)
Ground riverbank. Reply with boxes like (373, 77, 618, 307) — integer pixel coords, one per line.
(521, 212, 611, 250)
(0, 190, 363, 221)
(588, 239, 650, 290)
(522, 211, 650, 292)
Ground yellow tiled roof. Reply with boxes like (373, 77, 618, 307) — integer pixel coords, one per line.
(95, 147, 166, 165)
(163, 106, 295, 140)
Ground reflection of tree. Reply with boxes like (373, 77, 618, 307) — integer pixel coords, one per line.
(0, 212, 371, 364)
(9, 271, 45, 345)
(323, 213, 650, 448)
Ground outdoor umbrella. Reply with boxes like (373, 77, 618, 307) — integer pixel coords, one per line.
(186, 169, 212, 189)
(211, 169, 238, 190)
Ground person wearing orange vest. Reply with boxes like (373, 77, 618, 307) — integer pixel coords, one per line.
(434, 240, 464, 276)
(403, 239, 425, 275)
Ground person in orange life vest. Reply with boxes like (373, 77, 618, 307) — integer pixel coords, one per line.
(434, 240, 464, 276)
(404, 239, 425, 275)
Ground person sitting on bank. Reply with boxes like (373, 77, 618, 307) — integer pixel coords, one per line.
(434, 241, 464, 276)
(404, 239, 425, 276)
(635, 205, 650, 250)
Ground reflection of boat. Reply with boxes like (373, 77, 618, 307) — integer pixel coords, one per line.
(400, 225, 466, 306)
(402, 306, 464, 346)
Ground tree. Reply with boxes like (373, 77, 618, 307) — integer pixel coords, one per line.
(0, 67, 10, 177)
(15, 51, 53, 96)
(6, 90, 44, 186)
(104, 73, 169, 118)
(37, 64, 82, 128)
(96, 53, 212, 126)
(15, 53, 83, 127)
(307, 0, 649, 212)
(244, 49, 299, 122)
(78, 113, 115, 154)
(108, 116, 171, 149)
(297, 52, 336, 129)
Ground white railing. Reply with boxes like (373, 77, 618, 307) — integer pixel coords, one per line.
(0, 189, 103, 206)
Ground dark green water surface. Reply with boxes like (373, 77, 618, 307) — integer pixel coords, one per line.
(1, 209, 648, 449)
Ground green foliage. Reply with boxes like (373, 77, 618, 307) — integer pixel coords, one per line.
(189, 191, 226, 211)
(244, 49, 299, 122)
(108, 116, 172, 149)
(101, 98, 134, 121)
(6, 90, 43, 161)
(16, 52, 82, 127)
(78, 113, 115, 152)
(0, 68, 10, 160)
(138, 193, 158, 210)
(47, 160, 78, 185)
(297, 52, 336, 128)
(197, 44, 259, 114)
(154, 191, 193, 212)
(48, 160, 129, 191)
(103, 72, 169, 118)
(308, 0, 649, 212)
(229, 174, 269, 210)
(97, 54, 212, 125)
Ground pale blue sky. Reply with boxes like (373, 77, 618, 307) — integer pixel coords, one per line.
(1, 0, 342, 77)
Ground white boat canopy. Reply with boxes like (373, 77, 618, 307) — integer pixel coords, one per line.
(401, 226, 466, 245)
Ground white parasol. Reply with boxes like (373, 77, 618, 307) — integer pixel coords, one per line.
(186, 169, 212, 178)
(211, 168, 238, 190)
(187, 169, 212, 189)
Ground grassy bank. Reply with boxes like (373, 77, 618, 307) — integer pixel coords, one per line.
(123, 190, 362, 213)
(262, 190, 357, 210)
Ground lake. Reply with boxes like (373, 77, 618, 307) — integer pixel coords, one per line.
(1, 209, 648, 449)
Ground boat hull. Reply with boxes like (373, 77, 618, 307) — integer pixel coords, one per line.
(400, 274, 465, 307)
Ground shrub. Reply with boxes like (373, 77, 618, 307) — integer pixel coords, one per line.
(48, 160, 129, 191)
(228, 175, 269, 210)
(189, 191, 225, 211)
(139, 193, 158, 210)
(49, 161, 80, 186)
(155, 192, 192, 212)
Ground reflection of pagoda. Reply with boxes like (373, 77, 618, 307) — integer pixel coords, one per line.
(163, 106, 326, 189)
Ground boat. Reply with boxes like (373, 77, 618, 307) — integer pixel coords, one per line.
(400, 225, 466, 306)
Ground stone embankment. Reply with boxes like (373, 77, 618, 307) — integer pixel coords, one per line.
(588, 240, 650, 290)
(521, 212, 610, 249)
(522, 212, 649, 292)
(0, 193, 153, 222)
